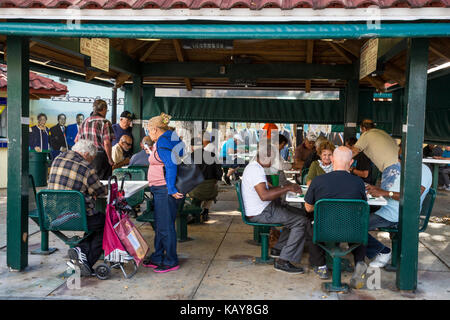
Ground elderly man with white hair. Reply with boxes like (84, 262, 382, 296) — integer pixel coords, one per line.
(48, 139, 108, 277)
(241, 141, 324, 274)
(304, 146, 368, 287)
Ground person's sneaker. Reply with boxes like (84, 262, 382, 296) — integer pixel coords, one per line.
(313, 265, 330, 280)
(350, 261, 368, 289)
(445, 185, 450, 191)
(142, 257, 160, 269)
(153, 264, 180, 273)
(369, 251, 392, 268)
(269, 248, 281, 258)
(68, 247, 92, 276)
(274, 259, 304, 274)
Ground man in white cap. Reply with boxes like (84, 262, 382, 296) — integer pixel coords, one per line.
(293, 132, 317, 171)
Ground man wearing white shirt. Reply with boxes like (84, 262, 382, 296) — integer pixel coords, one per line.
(241, 141, 322, 274)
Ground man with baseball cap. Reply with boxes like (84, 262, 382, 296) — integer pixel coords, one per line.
(112, 111, 134, 158)
(293, 132, 317, 171)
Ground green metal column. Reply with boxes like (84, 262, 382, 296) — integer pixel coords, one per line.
(397, 38, 429, 291)
(6, 36, 30, 270)
(343, 78, 360, 141)
(130, 75, 143, 154)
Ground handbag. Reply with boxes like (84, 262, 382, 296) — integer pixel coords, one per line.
(114, 214, 149, 266)
(156, 138, 205, 195)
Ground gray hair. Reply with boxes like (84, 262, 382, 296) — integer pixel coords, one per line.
(72, 139, 97, 157)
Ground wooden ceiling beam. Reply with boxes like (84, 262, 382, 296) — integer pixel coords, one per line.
(128, 40, 150, 56)
(173, 39, 192, 91)
(85, 69, 101, 82)
(139, 41, 160, 62)
(327, 42, 354, 64)
(305, 40, 314, 93)
(430, 45, 450, 61)
(115, 73, 131, 88)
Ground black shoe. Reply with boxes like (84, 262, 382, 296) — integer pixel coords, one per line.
(200, 209, 209, 222)
(269, 248, 281, 258)
(274, 259, 304, 274)
(68, 247, 92, 276)
(187, 214, 196, 224)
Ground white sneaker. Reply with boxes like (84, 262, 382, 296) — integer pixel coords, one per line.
(369, 251, 392, 268)
(445, 185, 450, 191)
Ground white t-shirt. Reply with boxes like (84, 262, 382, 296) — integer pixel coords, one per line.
(241, 161, 271, 216)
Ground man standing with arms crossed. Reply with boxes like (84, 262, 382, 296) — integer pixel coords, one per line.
(75, 99, 115, 179)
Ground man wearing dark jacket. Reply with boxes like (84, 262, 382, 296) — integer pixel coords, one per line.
(49, 113, 69, 160)
(187, 137, 223, 222)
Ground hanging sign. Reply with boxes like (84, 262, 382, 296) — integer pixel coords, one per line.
(360, 38, 379, 80)
(80, 38, 92, 56)
(80, 38, 110, 72)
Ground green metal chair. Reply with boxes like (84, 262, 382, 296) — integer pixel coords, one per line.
(235, 180, 282, 264)
(313, 199, 370, 293)
(112, 168, 147, 208)
(379, 188, 436, 271)
(28, 175, 58, 255)
(36, 189, 92, 248)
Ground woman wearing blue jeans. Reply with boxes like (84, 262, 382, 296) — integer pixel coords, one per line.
(143, 113, 184, 273)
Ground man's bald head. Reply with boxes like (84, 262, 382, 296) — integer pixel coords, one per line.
(119, 134, 133, 151)
(332, 146, 354, 171)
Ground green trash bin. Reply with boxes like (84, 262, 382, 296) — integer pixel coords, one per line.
(29, 150, 50, 187)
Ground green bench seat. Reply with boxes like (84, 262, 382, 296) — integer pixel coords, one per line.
(235, 180, 282, 264)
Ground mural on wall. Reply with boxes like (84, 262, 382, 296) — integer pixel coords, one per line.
(29, 76, 124, 128)
(27, 76, 124, 153)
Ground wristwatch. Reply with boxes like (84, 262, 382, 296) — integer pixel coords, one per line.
(388, 191, 394, 198)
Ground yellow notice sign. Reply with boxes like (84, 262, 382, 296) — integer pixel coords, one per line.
(360, 38, 379, 80)
(90, 38, 110, 72)
(80, 38, 92, 56)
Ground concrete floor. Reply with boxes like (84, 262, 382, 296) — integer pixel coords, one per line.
(0, 184, 449, 300)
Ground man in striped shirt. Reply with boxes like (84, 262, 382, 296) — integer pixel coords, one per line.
(75, 99, 115, 179)
(48, 139, 107, 276)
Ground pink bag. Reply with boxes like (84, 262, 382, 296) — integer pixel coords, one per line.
(114, 215, 149, 266)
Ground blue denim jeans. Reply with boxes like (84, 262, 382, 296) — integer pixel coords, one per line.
(366, 213, 398, 259)
(149, 185, 182, 267)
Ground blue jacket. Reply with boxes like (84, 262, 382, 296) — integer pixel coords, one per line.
(66, 123, 79, 148)
(156, 130, 184, 195)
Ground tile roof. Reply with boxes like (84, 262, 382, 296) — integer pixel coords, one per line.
(0, 0, 448, 9)
(0, 64, 68, 96)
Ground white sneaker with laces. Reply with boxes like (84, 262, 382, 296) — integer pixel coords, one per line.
(369, 251, 392, 268)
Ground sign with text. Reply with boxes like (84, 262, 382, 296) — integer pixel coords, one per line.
(90, 38, 110, 72)
(360, 38, 378, 80)
(80, 38, 110, 72)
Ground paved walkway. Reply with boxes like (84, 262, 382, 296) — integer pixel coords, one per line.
(0, 185, 449, 300)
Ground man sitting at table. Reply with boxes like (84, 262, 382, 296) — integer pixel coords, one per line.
(48, 139, 107, 277)
(129, 136, 154, 166)
(111, 134, 133, 170)
(304, 146, 368, 287)
(241, 140, 323, 274)
(365, 152, 432, 268)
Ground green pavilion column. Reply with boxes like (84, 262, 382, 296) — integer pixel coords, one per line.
(129, 75, 143, 154)
(6, 36, 30, 271)
(343, 78, 360, 141)
(397, 38, 429, 291)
